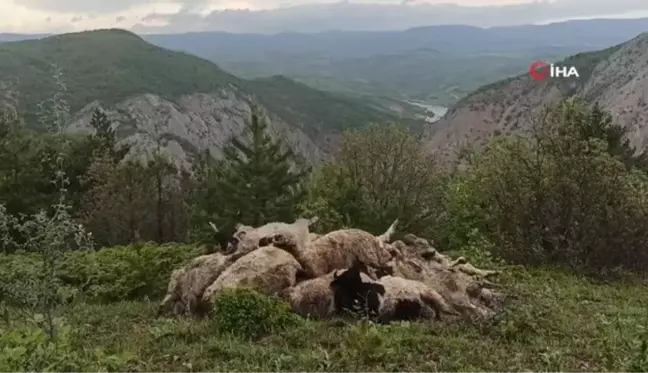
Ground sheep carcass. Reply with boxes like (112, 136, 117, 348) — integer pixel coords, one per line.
(280, 269, 374, 319)
(158, 252, 232, 316)
(329, 260, 457, 323)
(270, 219, 399, 279)
(202, 245, 303, 303)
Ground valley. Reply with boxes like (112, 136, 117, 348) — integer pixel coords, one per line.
(2, 10, 648, 373)
(143, 18, 648, 107)
(0, 29, 402, 167)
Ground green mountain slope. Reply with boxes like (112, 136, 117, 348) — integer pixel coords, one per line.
(0, 29, 394, 132)
(242, 75, 396, 134)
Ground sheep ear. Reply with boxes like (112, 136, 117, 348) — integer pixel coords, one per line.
(333, 270, 339, 279)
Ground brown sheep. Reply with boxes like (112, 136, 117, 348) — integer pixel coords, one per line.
(159, 267, 187, 316)
(158, 252, 233, 316)
(376, 255, 500, 318)
(376, 275, 458, 322)
(270, 219, 399, 279)
(280, 269, 374, 319)
(202, 245, 303, 303)
(329, 261, 458, 323)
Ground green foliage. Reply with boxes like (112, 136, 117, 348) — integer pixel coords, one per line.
(190, 105, 309, 240)
(629, 336, 648, 372)
(573, 102, 648, 170)
(0, 66, 97, 340)
(209, 288, 302, 339)
(87, 108, 130, 162)
(80, 154, 190, 247)
(338, 320, 390, 370)
(0, 243, 203, 304)
(302, 123, 447, 237)
(435, 163, 491, 251)
(0, 111, 55, 220)
(0, 316, 133, 371)
(243, 76, 398, 133)
(60, 243, 203, 302)
(0, 111, 120, 240)
(449, 99, 648, 273)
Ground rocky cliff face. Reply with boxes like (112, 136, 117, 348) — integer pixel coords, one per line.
(66, 87, 329, 169)
(425, 32, 648, 161)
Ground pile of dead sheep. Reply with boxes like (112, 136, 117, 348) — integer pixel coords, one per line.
(158, 218, 504, 324)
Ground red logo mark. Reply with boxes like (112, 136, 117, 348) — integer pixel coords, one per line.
(529, 60, 550, 81)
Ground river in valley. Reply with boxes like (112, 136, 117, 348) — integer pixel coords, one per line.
(406, 100, 449, 123)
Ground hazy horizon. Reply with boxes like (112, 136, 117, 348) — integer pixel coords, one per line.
(0, 0, 646, 34)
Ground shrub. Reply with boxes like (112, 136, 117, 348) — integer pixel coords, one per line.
(59, 242, 203, 302)
(1, 243, 203, 305)
(450, 100, 648, 273)
(302, 124, 448, 237)
(210, 288, 302, 339)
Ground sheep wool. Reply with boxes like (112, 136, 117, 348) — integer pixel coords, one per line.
(203, 246, 303, 302)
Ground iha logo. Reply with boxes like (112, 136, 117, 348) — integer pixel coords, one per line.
(529, 60, 579, 81)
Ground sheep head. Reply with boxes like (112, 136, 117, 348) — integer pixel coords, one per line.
(330, 260, 385, 318)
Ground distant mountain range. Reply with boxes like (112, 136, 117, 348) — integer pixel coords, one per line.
(143, 18, 648, 105)
(127, 1, 648, 33)
(3, 18, 648, 105)
(2, 20, 648, 169)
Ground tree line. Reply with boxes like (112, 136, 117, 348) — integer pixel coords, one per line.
(2, 93, 648, 275)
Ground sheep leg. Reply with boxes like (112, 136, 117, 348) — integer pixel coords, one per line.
(421, 290, 459, 320)
(457, 263, 501, 278)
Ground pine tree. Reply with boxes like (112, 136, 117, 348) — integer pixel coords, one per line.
(89, 108, 129, 162)
(220, 105, 309, 226)
(578, 102, 648, 170)
(191, 104, 309, 241)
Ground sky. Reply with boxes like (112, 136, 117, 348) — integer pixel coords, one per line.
(1, 0, 647, 34)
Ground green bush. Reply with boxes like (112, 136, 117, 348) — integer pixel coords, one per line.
(210, 288, 302, 339)
(302, 124, 447, 237)
(59, 242, 203, 302)
(448, 100, 648, 273)
(0, 243, 203, 305)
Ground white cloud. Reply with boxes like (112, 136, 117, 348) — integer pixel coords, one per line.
(1, 0, 647, 33)
(0, 0, 182, 32)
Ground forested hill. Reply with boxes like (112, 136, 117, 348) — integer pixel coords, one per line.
(0, 29, 397, 165)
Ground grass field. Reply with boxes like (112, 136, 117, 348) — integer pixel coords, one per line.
(4, 263, 647, 371)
